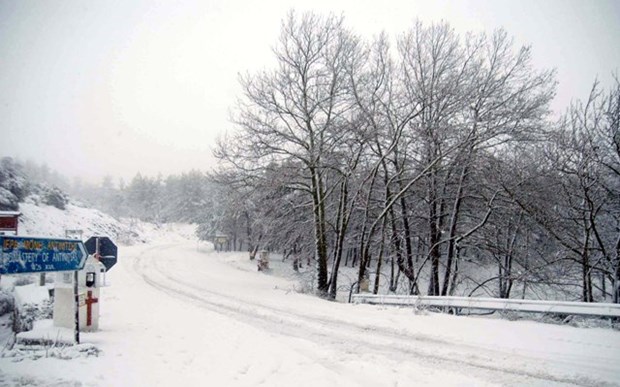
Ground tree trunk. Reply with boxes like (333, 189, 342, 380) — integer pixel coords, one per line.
(582, 246, 593, 302)
(373, 216, 388, 294)
(249, 244, 259, 260)
(392, 156, 417, 295)
(356, 168, 381, 293)
(448, 245, 460, 295)
(311, 168, 329, 297)
(328, 179, 349, 300)
(614, 234, 620, 303)
(389, 257, 397, 292)
(383, 158, 414, 292)
(428, 192, 441, 296)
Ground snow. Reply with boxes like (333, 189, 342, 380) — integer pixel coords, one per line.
(13, 284, 49, 309)
(17, 202, 144, 244)
(15, 319, 74, 345)
(0, 314, 11, 344)
(1, 224, 619, 386)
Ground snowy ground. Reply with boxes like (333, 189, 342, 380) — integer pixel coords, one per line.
(1, 225, 619, 386)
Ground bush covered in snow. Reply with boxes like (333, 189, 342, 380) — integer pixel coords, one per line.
(0, 186, 20, 211)
(42, 186, 68, 210)
(14, 300, 53, 333)
(0, 289, 14, 316)
(0, 157, 71, 212)
(12, 275, 35, 287)
(0, 157, 28, 211)
(1, 342, 101, 362)
(11, 284, 53, 333)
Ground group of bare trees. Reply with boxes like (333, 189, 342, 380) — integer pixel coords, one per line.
(212, 12, 619, 302)
(503, 81, 620, 303)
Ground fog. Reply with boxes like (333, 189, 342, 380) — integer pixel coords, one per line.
(1, 0, 618, 183)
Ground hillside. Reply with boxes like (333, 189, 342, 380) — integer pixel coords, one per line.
(0, 156, 147, 244)
(17, 201, 144, 244)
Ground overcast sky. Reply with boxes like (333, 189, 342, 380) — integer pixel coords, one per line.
(1, 0, 618, 184)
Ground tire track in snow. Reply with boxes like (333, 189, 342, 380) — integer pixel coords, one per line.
(132, 243, 614, 387)
(129, 244, 358, 384)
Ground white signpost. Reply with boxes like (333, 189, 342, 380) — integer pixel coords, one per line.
(54, 255, 106, 333)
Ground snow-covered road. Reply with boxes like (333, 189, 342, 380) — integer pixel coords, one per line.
(2, 233, 620, 386)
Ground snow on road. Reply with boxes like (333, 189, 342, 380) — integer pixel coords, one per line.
(2, 228, 619, 386)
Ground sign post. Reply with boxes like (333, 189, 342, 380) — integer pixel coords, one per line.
(74, 270, 80, 344)
(0, 236, 87, 344)
(0, 236, 88, 275)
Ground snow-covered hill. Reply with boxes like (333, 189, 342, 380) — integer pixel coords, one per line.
(0, 156, 151, 245)
(17, 201, 141, 243)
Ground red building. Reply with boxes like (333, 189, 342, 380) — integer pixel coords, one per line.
(0, 211, 21, 235)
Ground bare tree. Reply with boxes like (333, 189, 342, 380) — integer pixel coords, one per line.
(505, 78, 619, 302)
(214, 12, 620, 308)
(215, 12, 362, 297)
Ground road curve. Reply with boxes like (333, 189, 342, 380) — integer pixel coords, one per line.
(129, 241, 619, 387)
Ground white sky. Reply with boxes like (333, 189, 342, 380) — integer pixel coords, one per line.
(0, 0, 618, 183)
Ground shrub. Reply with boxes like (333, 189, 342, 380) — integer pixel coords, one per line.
(43, 187, 68, 210)
(0, 289, 14, 316)
(14, 299, 53, 333)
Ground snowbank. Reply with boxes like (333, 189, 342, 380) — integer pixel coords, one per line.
(13, 284, 49, 309)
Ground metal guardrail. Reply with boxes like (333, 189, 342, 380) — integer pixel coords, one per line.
(351, 294, 620, 318)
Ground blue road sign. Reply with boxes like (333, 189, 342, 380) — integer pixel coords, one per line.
(0, 236, 88, 274)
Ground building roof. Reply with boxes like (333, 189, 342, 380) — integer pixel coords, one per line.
(0, 211, 21, 217)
